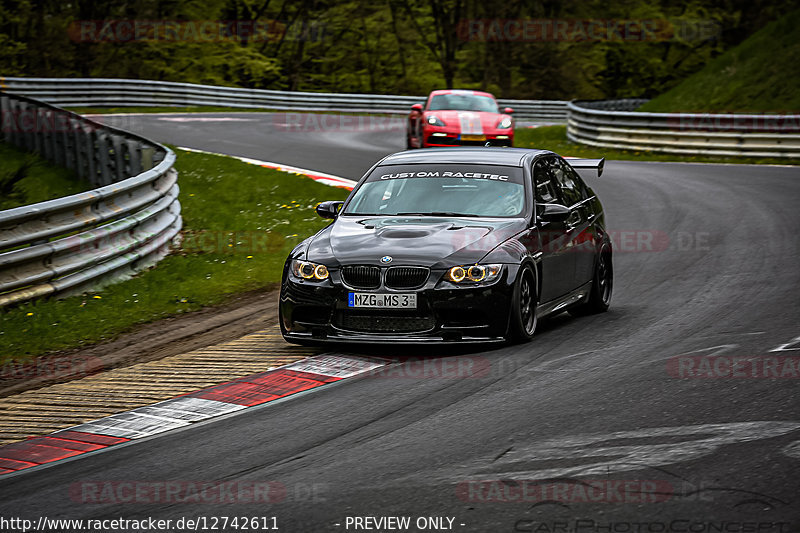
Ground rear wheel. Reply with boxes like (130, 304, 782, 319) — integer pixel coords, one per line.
(507, 265, 538, 342)
(570, 244, 613, 316)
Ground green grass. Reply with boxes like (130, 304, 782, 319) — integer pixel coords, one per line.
(0, 148, 349, 361)
(516, 125, 798, 166)
(0, 143, 91, 210)
(639, 11, 800, 113)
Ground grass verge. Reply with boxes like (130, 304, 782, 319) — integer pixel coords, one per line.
(0, 143, 91, 210)
(639, 11, 800, 113)
(0, 148, 349, 362)
(515, 126, 798, 166)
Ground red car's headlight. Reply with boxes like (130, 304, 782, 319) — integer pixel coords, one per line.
(496, 116, 512, 129)
(427, 115, 446, 127)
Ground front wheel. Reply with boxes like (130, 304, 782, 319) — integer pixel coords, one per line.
(570, 244, 613, 316)
(507, 265, 538, 343)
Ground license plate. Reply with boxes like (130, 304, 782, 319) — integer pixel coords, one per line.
(461, 134, 486, 141)
(348, 293, 417, 309)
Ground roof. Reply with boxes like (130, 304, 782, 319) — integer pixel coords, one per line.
(378, 147, 553, 167)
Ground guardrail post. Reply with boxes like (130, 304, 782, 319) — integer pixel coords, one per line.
(32, 107, 45, 154)
(95, 131, 113, 186)
(53, 109, 65, 161)
(127, 139, 142, 176)
(0, 94, 8, 145)
(12, 98, 23, 147)
(63, 116, 77, 171)
(21, 100, 34, 152)
(111, 134, 125, 182)
(74, 122, 88, 179)
(42, 109, 55, 161)
(86, 129, 99, 186)
(141, 146, 155, 170)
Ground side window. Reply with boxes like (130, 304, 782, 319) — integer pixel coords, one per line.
(533, 159, 558, 204)
(561, 159, 591, 201)
(550, 158, 581, 207)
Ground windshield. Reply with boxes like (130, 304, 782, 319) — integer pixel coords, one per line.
(343, 164, 526, 218)
(428, 93, 499, 113)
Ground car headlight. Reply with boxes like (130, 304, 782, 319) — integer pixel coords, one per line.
(444, 264, 502, 284)
(427, 115, 446, 126)
(291, 259, 329, 281)
(497, 116, 512, 129)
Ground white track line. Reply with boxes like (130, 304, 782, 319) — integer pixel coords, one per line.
(176, 146, 357, 189)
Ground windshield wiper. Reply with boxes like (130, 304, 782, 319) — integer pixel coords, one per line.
(395, 212, 481, 217)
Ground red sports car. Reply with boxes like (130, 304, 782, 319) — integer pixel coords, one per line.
(406, 89, 514, 149)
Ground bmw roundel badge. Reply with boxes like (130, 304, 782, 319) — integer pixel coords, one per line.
(380, 256, 393, 264)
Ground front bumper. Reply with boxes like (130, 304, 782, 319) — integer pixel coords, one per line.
(423, 129, 513, 147)
(279, 265, 521, 344)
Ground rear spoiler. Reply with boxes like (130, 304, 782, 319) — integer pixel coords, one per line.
(567, 157, 604, 177)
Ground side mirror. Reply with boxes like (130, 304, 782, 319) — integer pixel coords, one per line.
(411, 103, 423, 112)
(537, 203, 570, 223)
(503, 107, 514, 115)
(316, 200, 343, 220)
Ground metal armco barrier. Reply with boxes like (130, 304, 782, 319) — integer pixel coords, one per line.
(568, 99, 800, 158)
(0, 92, 181, 307)
(0, 77, 568, 122)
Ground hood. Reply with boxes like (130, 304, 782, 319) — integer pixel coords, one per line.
(425, 110, 508, 132)
(306, 216, 526, 269)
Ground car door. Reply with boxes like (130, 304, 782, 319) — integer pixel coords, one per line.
(548, 157, 593, 291)
(560, 159, 600, 285)
(532, 157, 575, 303)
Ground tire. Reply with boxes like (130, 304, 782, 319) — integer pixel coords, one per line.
(507, 265, 538, 342)
(569, 244, 613, 316)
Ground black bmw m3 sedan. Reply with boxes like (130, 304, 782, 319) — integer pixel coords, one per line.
(279, 147, 612, 344)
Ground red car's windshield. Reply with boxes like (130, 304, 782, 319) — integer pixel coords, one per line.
(428, 94, 499, 113)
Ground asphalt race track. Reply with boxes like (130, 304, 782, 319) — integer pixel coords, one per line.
(1, 113, 799, 532)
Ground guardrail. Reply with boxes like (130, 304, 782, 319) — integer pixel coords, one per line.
(0, 92, 181, 307)
(568, 100, 800, 158)
(0, 78, 568, 122)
